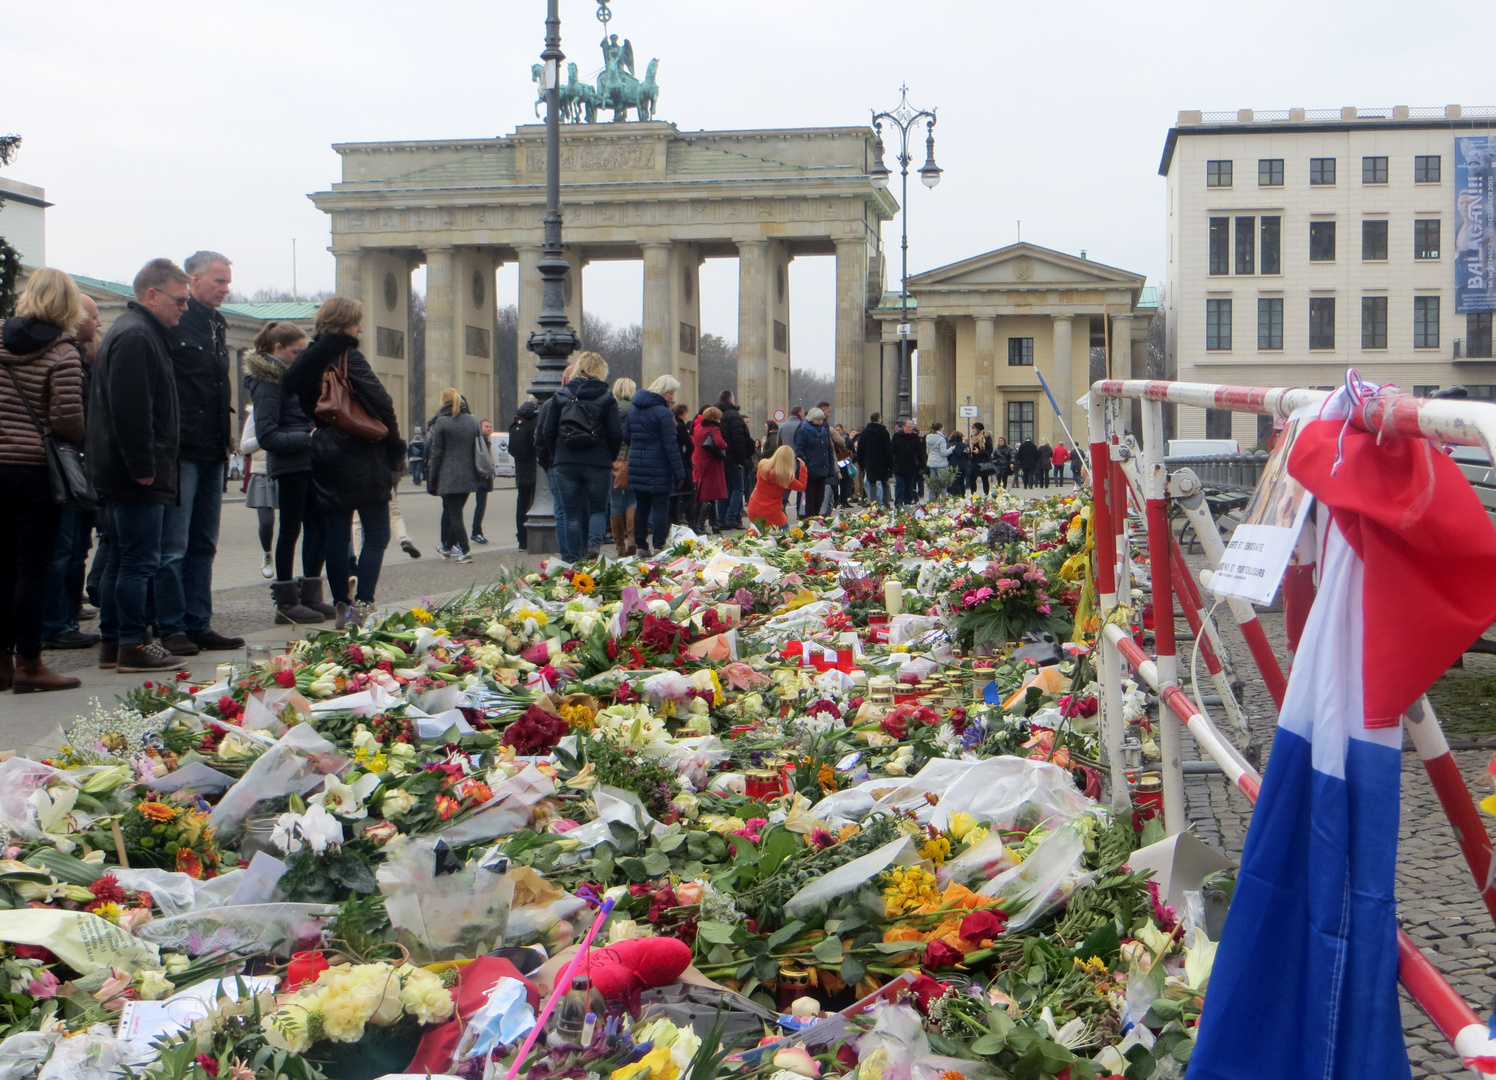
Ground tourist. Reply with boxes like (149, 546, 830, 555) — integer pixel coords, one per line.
(891, 419, 922, 506)
(993, 435, 1014, 489)
(947, 430, 969, 497)
(90, 258, 192, 673)
(623, 374, 683, 556)
(833, 424, 854, 507)
(692, 405, 728, 533)
(407, 429, 425, 485)
(472, 418, 494, 544)
(716, 390, 752, 529)
(509, 399, 539, 549)
(913, 422, 928, 500)
(534, 365, 575, 547)
(857, 412, 893, 506)
(40, 292, 101, 651)
(779, 405, 805, 516)
(1035, 439, 1053, 489)
(237, 406, 276, 579)
(761, 419, 781, 457)
(538, 351, 622, 563)
(793, 407, 834, 518)
(925, 422, 950, 493)
(282, 297, 403, 629)
(609, 378, 637, 556)
(968, 423, 994, 495)
(671, 402, 693, 525)
(244, 321, 333, 624)
(1016, 436, 1039, 489)
(1051, 441, 1070, 486)
(747, 445, 807, 532)
(0, 269, 86, 691)
(426, 387, 482, 563)
(1070, 447, 1083, 486)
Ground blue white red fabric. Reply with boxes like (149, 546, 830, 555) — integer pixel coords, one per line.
(1190, 410, 1496, 1080)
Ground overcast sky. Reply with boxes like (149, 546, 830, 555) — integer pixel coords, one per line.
(8, 0, 1494, 373)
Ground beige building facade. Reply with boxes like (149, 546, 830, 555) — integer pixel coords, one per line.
(1162, 105, 1496, 442)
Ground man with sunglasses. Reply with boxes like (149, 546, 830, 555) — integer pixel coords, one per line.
(88, 259, 192, 672)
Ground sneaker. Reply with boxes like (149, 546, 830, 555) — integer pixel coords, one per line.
(401, 539, 422, 559)
(79, 604, 99, 620)
(456, 551, 473, 563)
(160, 633, 201, 656)
(189, 630, 247, 651)
(117, 641, 187, 673)
(42, 629, 102, 650)
(434, 546, 451, 559)
(98, 639, 118, 669)
(260, 552, 274, 579)
(471, 533, 489, 545)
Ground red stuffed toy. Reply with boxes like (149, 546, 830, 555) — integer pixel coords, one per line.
(575, 937, 693, 1000)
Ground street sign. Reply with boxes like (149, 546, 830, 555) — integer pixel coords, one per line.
(958, 405, 979, 418)
(896, 322, 913, 337)
(773, 409, 786, 423)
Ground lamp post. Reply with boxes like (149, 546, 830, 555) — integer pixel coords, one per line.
(521, 0, 583, 554)
(868, 86, 941, 424)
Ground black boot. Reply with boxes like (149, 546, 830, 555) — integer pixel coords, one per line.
(272, 581, 326, 625)
(297, 576, 337, 620)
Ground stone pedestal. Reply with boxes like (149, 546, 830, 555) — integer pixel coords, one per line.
(834, 238, 867, 425)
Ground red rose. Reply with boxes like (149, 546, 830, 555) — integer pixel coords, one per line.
(922, 939, 964, 971)
(959, 909, 1008, 943)
(500, 704, 569, 754)
(836, 1046, 859, 1068)
(274, 669, 297, 688)
(905, 973, 948, 1013)
(880, 713, 908, 740)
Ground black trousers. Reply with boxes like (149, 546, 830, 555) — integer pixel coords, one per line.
(274, 471, 326, 582)
(515, 483, 535, 548)
(440, 493, 471, 554)
(472, 487, 489, 535)
(0, 465, 63, 658)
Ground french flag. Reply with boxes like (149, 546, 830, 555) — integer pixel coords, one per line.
(1190, 411, 1496, 1080)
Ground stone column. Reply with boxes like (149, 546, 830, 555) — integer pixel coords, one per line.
(516, 246, 544, 397)
(736, 239, 770, 430)
(671, 244, 702, 410)
(423, 247, 456, 423)
(562, 249, 585, 344)
(358, 253, 411, 436)
(766, 242, 791, 423)
(334, 250, 363, 300)
(1051, 315, 1074, 445)
(881, 339, 901, 422)
(641, 242, 673, 388)
(974, 316, 996, 434)
(1110, 314, 1136, 434)
(915, 318, 939, 430)
(834, 238, 868, 424)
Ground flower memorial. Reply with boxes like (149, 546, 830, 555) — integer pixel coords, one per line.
(0, 487, 1219, 1080)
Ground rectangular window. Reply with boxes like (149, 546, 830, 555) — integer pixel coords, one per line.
(1470, 312, 1494, 359)
(1258, 158, 1284, 186)
(1414, 219, 1441, 259)
(1415, 155, 1442, 183)
(1310, 297, 1336, 349)
(1361, 296, 1387, 349)
(1234, 216, 1255, 274)
(1362, 219, 1388, 260)
(1414, 296, 1440, 348)
(1208, 217, 1230, 274)
(1206, 160, 1233, 187)
(1309, 221, 1337, 262)
(1310, 157, 1336, 185)
(1260, 217, 1281, 274)
(1413, 385, 1440, 397)
(1362, 156, 1389, 184)
(1007, 337, 1034, 366)
(1006, 401, 1035, 446)
(1206, 299, 1233, 350)
(1257, 298, 1283, 350)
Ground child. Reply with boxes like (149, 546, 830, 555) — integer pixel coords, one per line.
(746, 445, 808, 531)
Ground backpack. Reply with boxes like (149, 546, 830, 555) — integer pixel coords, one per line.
(555, 384, 604, 451)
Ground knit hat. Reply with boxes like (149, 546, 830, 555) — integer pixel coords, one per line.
(807, 407, 825, 421)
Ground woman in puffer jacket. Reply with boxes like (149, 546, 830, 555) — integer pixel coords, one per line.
(623, 374, 684, 556)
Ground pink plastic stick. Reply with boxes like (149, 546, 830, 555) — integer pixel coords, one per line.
(502, 896, 616, 1080)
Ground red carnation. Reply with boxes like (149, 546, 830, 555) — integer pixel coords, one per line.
(89, 874, 125, 904)
(500, 704, 569, 755)
(195, 1055, 219, 1076)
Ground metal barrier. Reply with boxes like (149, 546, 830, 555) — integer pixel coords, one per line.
(1089, 378, 1496, 1075)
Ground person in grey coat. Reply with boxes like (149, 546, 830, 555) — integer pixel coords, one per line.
(425, 387, 482, 561)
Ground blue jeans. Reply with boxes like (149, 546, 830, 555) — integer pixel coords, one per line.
(155, 458, 224, 637)
(718, 464, 744, 526)
(609, 484, 636, 516)
(895, 473, 919, 506)
(867, 478, 891, 506)
(546, 467, 567, 541)
(42, 509, 93, 638)
(325, 501, 390, 604)
(100, 501, 167, 646)
(552, 463, 611, 563)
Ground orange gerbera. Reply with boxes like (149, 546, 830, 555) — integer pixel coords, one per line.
(175, 849, 203, 879)
(137, 802, 176, 823)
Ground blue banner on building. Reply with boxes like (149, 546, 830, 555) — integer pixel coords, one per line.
(1456, 136, 1496, 314)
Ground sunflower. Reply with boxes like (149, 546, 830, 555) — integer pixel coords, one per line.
(410, 607, 434, 625)
(137, 801, 177, 823)
(572, 572, 596, 594)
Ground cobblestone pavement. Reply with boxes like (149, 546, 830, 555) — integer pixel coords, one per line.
(1174, 558, 1495, 1076)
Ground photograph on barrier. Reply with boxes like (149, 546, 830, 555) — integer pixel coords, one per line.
(1210, 412, 1313, 604)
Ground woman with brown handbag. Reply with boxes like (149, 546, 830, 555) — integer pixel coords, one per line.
(281, 298, 404, 629)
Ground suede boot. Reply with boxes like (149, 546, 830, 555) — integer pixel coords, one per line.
(272, 581, 325, 625)
(297, 576, 337, 619)
(13, 655, 81, 694)
(610, 514, 629, 557)
(623, 507, 637, 554)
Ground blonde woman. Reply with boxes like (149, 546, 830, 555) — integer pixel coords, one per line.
(608, 376, 637, 556)
(425, 386, 482, 562)
(537, 351, 622, 562)
(745, 444, 807, 531)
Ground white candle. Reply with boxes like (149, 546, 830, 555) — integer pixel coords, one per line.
(884, 579, 903, 615)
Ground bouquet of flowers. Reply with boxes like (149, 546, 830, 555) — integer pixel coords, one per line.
(261, 961, 454, 1054)
(944, 561, 1068, 651)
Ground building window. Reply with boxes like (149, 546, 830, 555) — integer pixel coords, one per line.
(1362, 219, 1388, 261)
(1206, 299, 1233, 350)
(1258, 158, 1284, 186)
(1006, 401, 1035, 446)
(1310, 158, 1336, 185)
(1258, 298, 1283, 350)
(1309, 221, 1336, 262)
(1414, 219, 1441, 259)
(1469, 312, 1494, 359)
(1260, 217, 1281, 274)
(1415, 155, 1442, 183)
(1414, 296, 1440, 348)
(1234, 216, 1255, 274)
(1362, 156, 1389, 184)
(1310, 297, 1336, 349)
(1361, 296, 1388, 349)
(1206, 160, 1233, 187)
(1209, 217, 1230, 275)
(1413, 385, 1440, 397)
(1007, 337, 1034, 366)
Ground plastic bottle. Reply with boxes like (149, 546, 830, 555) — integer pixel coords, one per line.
(551, 975, 601, 1045)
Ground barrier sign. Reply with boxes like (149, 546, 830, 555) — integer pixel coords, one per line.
(1209, 413, 1312, 605)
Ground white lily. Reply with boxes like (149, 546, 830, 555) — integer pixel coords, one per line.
(298, 804, 345, 853)
(1183, 926, 1217, 990)
(1039, 1006, 1088, 1049)
(271, 811, 305, 854)
(310, 772, 381, 820)
(1136, 918, 1174, 959)
(27, 785, 88, 854)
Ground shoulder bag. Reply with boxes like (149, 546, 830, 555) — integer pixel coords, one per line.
(474, 430, 494, 476)
(5, 365, 97, 511)
(315, 353, 388, 442)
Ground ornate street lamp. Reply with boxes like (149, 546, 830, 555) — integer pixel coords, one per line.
(521, 0, 583, 553)
(870, 86, 941, 423)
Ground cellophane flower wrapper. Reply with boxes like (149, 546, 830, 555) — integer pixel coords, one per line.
(207, 722, 347, 841)
(134, 901, 338, 959)
(785, 835, 921, 921)
(977, 817, 1096, 932)
(430, 762, 556, 847)
(377, 835, 518, 962)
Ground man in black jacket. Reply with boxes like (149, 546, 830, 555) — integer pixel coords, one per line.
(890, 420, 923, 506)
(716, 390, 752, 529)
(89, 259, 192, 673)
(856, 413, 893, 506)
(153, 251, 243, 656)
(508, 400, 539, 548)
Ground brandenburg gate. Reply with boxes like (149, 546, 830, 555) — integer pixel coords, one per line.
(310, 120, 896, 427)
